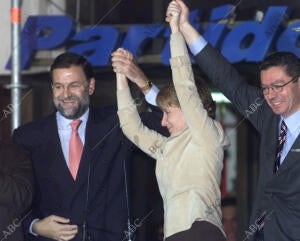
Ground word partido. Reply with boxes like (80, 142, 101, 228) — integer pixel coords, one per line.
(6, 4, 300, 69)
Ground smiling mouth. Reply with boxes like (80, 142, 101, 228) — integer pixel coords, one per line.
(62, 100, 75, 105)
(60, 100, 78, 109)
(271, 102, 281, 106)
(269, 98, 282, 107)
(62, 100, 75, 103)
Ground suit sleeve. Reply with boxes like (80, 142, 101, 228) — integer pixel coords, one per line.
(194, 43, 270, 133)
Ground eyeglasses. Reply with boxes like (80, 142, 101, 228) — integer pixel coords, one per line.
(52, 81, 88, 92)
(261, 76, 298, 95)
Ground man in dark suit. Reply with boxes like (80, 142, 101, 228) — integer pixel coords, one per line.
(13, 52, 165, 241)
(168, 0, 300, 240)
(0, 141, 33, 241)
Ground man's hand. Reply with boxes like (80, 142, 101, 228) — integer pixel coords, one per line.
(32, 215, 78, 241)
(172, 0, 200, 45)
(175, 0, 190, 30)
(111, 48, 151, 92)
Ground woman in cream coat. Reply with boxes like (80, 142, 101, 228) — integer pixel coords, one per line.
(113, 1, 229, 240)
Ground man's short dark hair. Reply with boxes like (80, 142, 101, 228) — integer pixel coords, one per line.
(260, 52, 300, 78)
(50, 52, 95, 82)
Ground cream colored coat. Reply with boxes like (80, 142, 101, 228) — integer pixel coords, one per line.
(117, 32, 229, 238)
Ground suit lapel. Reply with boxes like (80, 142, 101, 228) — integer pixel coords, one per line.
(264, 116, 280, 178)
(74, 108, 120, 188)
(277, 133, 300, 173)
(43, 114, 75, 187)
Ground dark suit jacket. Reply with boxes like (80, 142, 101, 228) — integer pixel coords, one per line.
(13, 106, 165, 241)
(0, 142, 33, 241)
(195, 44, 300, 241)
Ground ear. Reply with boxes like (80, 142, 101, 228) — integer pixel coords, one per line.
(88, 78, 96, 95)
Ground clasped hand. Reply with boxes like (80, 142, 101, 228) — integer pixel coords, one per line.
(33, 215, 78, 241)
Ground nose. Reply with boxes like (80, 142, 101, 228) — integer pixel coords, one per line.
(62, 85, 71, 98)
(161, 113, 168, 127)
(266, 87, 277, 99)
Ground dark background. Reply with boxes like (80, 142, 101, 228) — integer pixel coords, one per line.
(67, 0, 300, 24)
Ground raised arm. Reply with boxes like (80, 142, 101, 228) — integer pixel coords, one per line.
(112, 49, 150, 92)
(175, 0, 267, 132)
(166, 1, 228, 147)
(113, 48, 166, 158)
(111, 48, 159, 106)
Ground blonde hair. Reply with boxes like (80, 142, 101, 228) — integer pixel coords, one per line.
(156, 84, 180, 109)
(156, 82, 216, 119)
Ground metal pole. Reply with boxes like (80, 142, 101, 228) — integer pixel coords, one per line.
(10, 0, 22, 131)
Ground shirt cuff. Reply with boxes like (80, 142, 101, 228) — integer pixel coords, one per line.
(29, 219, 39, 236)
(189, 36, 208, 55)
(145, 85, 159, 106)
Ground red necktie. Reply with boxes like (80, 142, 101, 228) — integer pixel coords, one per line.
(69, 120, 83, 180)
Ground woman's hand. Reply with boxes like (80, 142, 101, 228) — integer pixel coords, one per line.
(166, 1, 181, 33)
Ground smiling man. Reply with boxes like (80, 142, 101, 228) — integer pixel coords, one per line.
(51, 65, 94, 120)
(13, 52, 165, 241)
(260, 56, 300, 118)
(171, 0, 300, 240)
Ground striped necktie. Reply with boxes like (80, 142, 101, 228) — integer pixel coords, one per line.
(275, 120, 287, 173)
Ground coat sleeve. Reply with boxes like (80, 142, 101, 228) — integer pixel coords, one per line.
(117, 87, 166, 159)
(170, 33, 228, 147)
(140, 104, 169, 137)
(194, 43, 270, 133)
